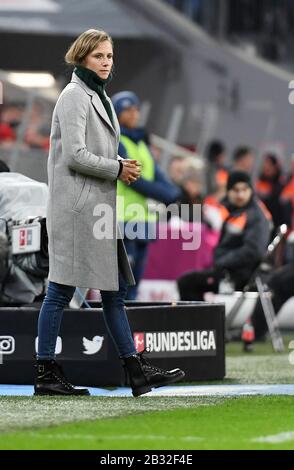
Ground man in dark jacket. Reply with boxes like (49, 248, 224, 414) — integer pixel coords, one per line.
(177, 171, 271, 300)
(251, 262, 294, 340)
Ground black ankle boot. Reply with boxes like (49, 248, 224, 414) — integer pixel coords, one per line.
(34, 359, 90, 396)
(123, 350, 185, 397)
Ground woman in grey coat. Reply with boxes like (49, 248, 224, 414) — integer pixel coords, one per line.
(34, 29, 184, 397)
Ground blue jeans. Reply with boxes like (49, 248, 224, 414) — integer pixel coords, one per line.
(37, 271, 137, 360)
(123, 239, 149, 300)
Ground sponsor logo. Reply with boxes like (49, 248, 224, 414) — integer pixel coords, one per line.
(19, 228, 33, 247)
(133, 332, 145, 352)
(35, 336, 62, 355)
(83, 336, 104, 355)
(133, 330, 217, 357)
(0, 336, 15, 355)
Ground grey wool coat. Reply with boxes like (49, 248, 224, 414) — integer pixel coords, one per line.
(46, 71, 135, 290)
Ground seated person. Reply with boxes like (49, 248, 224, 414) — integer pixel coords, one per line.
(256, 153, 287, 233)
(177, 171, 271, 300)
(251, 262, 294, 340)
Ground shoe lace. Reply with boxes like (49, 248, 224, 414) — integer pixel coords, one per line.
(137, 349, 169, 375)
(52, 363, 75, 391)
(36, 361, 75, 391)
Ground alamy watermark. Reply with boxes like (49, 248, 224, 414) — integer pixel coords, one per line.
(92, 198, 202, 251)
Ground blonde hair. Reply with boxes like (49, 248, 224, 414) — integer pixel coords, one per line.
(65, 29, 113, 65)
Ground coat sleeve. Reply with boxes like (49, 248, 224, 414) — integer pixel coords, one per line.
(57, 89, 120, 181)
(214, 208, 270, 270)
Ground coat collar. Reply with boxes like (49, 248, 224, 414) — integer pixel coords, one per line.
(70, 71, 119, 137)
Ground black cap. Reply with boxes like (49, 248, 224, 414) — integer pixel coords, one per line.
(227, 171, 252, 191)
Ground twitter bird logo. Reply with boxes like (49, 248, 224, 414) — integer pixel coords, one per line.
(83, 336, 104, 355)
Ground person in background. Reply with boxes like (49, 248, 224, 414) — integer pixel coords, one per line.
(232, 146, 255, 174)
(178, 168, 204, 223)
(112, 91, 181, 300)
(177, 171, 271, 300)
(177, 166, 219, 230)
(205, 140, 228, 194)
(168, 155, 189, 185)
(280, 153, 294, 231)
(0, 104, 18, 148)
(205, 140, 229, 208)
(0, 103, 23, 132)
(24, 102, 51, 151)
(251, 262, 294, 341)
(256, 153, 288, 231)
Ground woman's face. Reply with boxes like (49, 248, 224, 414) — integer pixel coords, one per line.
(83, 40, 113, 79)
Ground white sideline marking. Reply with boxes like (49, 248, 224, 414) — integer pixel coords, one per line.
(129, 384, 294, 397)
(2, 383, 294, 397)
(253, 431, 294, 444)
(28, 432, 203, 442)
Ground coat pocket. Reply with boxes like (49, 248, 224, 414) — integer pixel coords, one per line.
(72, 175, 91, 213)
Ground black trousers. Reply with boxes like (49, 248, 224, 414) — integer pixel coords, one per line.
(251, 263, 294, 340)
(177, 267, 251, 301)
(177, 269, 222, 301)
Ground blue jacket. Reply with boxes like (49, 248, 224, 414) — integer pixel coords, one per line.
(119, 127, 181, 205)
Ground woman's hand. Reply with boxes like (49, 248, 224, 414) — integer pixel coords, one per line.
(118, 159, 142, 185)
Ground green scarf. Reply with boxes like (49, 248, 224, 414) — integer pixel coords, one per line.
(74, 64, 114, 127)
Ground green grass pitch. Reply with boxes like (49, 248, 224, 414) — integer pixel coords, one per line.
(1, 339, 294, 450)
